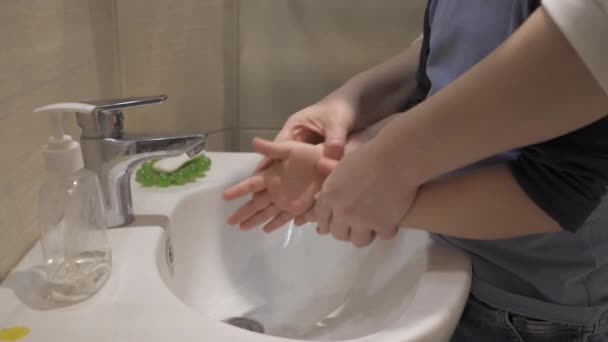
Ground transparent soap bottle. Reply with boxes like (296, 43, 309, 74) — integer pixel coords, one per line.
(35, 105, 111, 303)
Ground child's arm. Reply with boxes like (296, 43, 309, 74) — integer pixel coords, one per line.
(399, 165, 560, 239)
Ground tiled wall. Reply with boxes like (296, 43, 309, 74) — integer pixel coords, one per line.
(0, 0, 119, 280)
(115, 0, 426, 152)
(236, 0, 426, 151)
(115, 0, 237, 151)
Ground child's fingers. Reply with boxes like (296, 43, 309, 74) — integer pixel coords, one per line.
(317, 157, 339, 177)
(263, 212, 294, 233)
(294, 209, 315, 226)
(240, 204, 281, 230)
(253, 157, 273, 173)
(252, 137, 291, 160)
(227, 191, 271, 225)
(223, 174, 266, 200)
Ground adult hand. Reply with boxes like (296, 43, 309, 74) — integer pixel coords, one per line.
(254, 96, 358, 172)
(310, 141, 420, 248)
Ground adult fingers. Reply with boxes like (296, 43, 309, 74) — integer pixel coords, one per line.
(376, 226, 399, 241)
(317, 157, 339, 177)
(329, 217, 351, 241)
(314, 196, 332, 235)
(323, 125, 347, 160)
(350, 227, 374, 248)
(252, 137, 291, 160)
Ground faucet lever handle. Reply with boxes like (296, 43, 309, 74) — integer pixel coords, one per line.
(76, 95, 168, 138)
(84, 95, 168, 112)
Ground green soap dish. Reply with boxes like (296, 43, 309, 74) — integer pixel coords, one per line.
(135, 155, 211, 187)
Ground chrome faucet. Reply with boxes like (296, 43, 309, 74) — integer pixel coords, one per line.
(71, 95, 207, 228)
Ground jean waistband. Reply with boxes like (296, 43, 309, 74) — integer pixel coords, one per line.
(471, 279, 608, 325)
(593, 314, 608, 334)
(469, 293, 608, 334)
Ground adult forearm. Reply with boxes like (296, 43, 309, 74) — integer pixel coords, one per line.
(400, 165, 560, 239)
(341, 122, 560, 239)
(373, 8, 608, 186)
(328, 37, 422, 130)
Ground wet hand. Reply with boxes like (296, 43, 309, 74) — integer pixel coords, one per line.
(309, 142, 418, 248)
(223, 138, 327, 232)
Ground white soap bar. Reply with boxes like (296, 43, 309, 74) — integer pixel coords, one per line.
(153, 153, 194, 173)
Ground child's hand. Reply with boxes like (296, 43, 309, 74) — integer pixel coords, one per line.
(223, 138, 326, 232)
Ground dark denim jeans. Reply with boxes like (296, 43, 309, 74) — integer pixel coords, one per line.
(451, 295, 608, 342)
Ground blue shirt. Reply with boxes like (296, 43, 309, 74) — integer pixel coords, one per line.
(412, 0, 608, 324)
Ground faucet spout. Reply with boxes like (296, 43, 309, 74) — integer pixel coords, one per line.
(81, 132, 208, 228)
(59, 95, 208, 228)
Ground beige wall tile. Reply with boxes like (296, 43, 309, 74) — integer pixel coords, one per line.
(0, 0, 118, 104)
(238, 0, 426, 129)
(206, 129, 233, 152)
(116, 0, 235, 138)
(0, 0, 119, 281)
(238, 129, 278, 152)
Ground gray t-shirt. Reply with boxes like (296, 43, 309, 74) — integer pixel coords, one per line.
(411, 0, 608, 324)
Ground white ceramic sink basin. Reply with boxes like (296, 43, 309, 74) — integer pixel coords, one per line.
(0, 152, 470, 342)
(151, 153, 472, 341)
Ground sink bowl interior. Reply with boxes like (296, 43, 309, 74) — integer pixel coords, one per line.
(157, 185, 431, 341)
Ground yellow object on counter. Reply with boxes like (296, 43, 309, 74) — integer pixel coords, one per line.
(0, 326, 30, 341)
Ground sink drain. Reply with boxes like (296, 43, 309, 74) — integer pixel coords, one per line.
(224, 317, 265, 334)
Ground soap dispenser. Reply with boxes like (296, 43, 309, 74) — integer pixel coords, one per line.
(34, 104, 111, 303)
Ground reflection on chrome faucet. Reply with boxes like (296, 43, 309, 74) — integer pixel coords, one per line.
(72, 95, 207, 227)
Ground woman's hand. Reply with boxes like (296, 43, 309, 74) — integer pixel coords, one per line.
(253, 95, 358, 174)
(310, 141, 420, 248)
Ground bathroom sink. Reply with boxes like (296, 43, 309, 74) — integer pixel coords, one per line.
(0, 153, 470, 342)
(150, 153, 472, 341)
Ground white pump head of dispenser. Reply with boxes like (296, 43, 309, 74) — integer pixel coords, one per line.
(34, 103, 96, 175)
